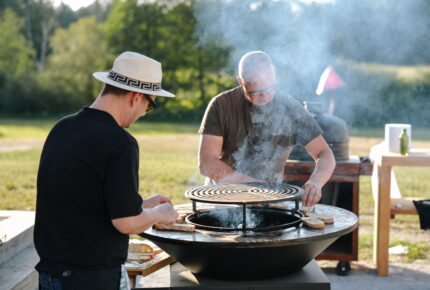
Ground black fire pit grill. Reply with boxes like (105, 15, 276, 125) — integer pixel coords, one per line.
(140, 183, 358, 280)
(185, 182, 304, 232)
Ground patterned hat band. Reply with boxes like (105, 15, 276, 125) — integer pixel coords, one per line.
(108, 71, 161, 91)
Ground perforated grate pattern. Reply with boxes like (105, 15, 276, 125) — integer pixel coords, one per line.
(185, 182, 303, 204)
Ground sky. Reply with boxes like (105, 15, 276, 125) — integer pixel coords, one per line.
(51, 0, 95, 11)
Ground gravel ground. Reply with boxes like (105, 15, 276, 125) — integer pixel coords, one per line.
(135, 260, 430, 289)
(321, 260, 430, 290)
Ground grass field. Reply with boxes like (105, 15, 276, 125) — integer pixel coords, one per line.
(0, 118, 429, 262)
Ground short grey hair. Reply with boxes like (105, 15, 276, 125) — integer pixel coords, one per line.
(238, 51, 275, 83)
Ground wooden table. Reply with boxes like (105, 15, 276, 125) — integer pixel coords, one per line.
(126, 252, 175, 288)
(370, 143, 430, 276)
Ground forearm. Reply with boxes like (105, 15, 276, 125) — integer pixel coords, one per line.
(307, 150, 335, 187)
(200, 158, 259, 183)
(112, 207, 166, 235)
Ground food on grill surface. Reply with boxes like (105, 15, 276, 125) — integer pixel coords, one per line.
(176, 209, 194, 215)
(268, 203, 289, 209)
(301, 217, 325, 229)
(176, 213, 189, 222)
(299, 205, 315, 214)
(175, 205, 218, 221)
(306, 212, 334, 224)
(154, 222, 195, 232)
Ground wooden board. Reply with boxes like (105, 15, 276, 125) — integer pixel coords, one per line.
(285, 156, 361, 176)
(390, 197, 424, 216)
(126, 251, 175, 277)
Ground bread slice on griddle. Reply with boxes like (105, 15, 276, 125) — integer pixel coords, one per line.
(306, 212, 334, 224)
(301, 217, 325, 229)
(299, 205, 315, 215)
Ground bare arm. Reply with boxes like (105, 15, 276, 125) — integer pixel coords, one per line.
(111, 199, 178, 235)
(302, 135, 336, 206)
(198, 134, 260, 183)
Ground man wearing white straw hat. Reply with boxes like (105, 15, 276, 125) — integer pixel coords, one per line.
(34, 51, 178, 289)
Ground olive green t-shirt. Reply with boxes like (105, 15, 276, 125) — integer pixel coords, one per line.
(199, 86, 322, 183)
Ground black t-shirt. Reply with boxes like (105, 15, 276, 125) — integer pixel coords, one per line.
(34, 107, 143, 272)
(199, 87, 322, 182)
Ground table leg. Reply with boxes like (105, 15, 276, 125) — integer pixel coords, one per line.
(372, 163, 391, 276)
(129, 274, 137, 288)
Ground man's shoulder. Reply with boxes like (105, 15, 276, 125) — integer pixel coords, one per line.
(212, 86, 242, 103)
(52, 108, 137, 148)
(275, 91, 303, 109)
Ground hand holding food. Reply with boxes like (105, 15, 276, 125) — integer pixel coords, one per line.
(143, 194, 173, 208)
(154, 203, 178, 224)
(302, 181, 322, 206)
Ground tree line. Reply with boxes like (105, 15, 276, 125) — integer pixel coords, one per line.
(0, 0, 234, 120)
(0, 0, 429, 125)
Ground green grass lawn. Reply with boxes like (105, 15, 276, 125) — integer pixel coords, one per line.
(1, 118, 429, 263)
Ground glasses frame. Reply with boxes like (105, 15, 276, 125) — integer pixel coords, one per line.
(238, 77, 277, 96)
(244, 84, 277, 96)
(143, 94, 157, 112)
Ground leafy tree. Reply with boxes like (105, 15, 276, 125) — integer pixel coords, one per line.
(76, 0, 111, 23)
(0, 8, 35, 75)
(161, 0, 232, 111)
(14, 0, 56, 74)
(55, 3, 77, 28)
(106, 0, 165, 55)
(44, 17, 110, 111)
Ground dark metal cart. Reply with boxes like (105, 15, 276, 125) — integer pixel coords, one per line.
(285, 155, 372, 275)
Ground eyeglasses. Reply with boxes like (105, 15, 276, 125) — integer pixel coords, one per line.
(244, 84, 277, 96)
(143, 94, 157, 112)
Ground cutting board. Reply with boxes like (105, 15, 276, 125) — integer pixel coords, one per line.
(125, 251, 175, 277)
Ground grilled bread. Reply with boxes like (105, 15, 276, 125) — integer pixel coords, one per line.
(154, 223, 195, 232)
(128, 242, 153, 253)
(301, 217, 325, 229)
(306, 212, 334, 224)
(268, 203, 289, 209)
(299, 205, 315, 215)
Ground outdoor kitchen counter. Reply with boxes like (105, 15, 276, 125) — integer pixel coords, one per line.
(370, 143, 430, 276)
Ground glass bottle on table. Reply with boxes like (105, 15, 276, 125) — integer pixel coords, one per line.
(399, 129, 408, 156)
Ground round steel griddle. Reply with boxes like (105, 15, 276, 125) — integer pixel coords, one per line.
(140, 203, 358, 279)
(185, 182, 303, 204)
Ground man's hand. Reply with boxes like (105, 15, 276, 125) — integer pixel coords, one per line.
(302, 135, 335, 206)
(153, 203, 178, 224)
(302, 181, 322, 206)
(142, 194, 173, 209)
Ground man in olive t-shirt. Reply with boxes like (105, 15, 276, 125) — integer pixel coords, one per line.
(198, 51, 335, 206)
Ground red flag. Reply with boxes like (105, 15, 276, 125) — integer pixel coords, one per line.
(316, 66, 344, 95)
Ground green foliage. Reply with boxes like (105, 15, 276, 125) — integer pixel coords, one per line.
(43, 17, 110, 112)
(0, 8, 35, 75)
(105, 0, 233, 116)
(55, 3, 78, 28)
(0, 8, 43, 114)
(0, 0, 429, 123)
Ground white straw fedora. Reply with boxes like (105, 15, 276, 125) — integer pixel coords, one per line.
(93, 51, 175, 97)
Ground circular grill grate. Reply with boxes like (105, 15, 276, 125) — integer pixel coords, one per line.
(185, 182, 303, 204)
